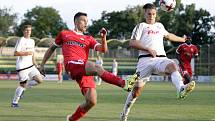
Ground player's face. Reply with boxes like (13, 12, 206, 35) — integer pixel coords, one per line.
(75, 16, 88, 32)
(23, 27, 32, 38)
(144, 9, 156, 24)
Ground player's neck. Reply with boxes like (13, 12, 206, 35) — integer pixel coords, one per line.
(24, 36, 30, 39)
(74, 28, 84, 34)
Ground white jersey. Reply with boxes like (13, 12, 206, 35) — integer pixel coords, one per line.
(131, 22, 169, 56)
(15, 37, 35, 70)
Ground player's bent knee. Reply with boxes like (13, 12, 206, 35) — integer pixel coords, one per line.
(86, 99, 97, 108)
(133, 87, 142, 98)
(166, 62, 178, 73)
(37, 79, 43, 84)
(19, 80, 27, 87)
(33, 75, 43, 84)
(94, 64, 105, 75)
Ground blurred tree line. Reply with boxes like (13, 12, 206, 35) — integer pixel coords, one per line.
(0, 0, 214, 47)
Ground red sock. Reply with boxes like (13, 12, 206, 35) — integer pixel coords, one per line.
(100, 71, 125, 87)
(70, 106, 87, 121)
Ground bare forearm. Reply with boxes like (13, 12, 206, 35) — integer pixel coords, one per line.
(41, 45, 57, 66)
(129, 39, 149, 51)
(166, 33, 186, 43)
(101, 36, 108, 52)
(14, 51, 32, 56)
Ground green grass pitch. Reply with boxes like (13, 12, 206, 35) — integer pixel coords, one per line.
(0, 80, 215, 121)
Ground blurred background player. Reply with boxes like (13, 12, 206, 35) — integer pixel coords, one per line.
(11, 25, 43, 107)
(176, 36, 199, 84)
(95, 55, 103, 85)
(112, 58, 118, 76)
(56, 55, 64, 83)
(39, 12, 138, 121)
(120, 3, 196, 121)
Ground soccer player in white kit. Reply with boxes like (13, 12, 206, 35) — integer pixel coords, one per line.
(112, 59, 118, 76)
(95, 55, 103, 85)
(120, 3, 196, 121)
(11, 25, 43, 107)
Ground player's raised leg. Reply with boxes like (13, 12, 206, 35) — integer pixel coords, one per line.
(86, 61, 138, 91)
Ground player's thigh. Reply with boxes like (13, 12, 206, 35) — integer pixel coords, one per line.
(154, 57, 175, 74)
(18, 69, 30, 82)
(136, 58, 154, 79)
(65, 63, 86, 79)
(29, 66, 43, 83)
(78, 76, 96, 92)
(85, 61, 104, 75)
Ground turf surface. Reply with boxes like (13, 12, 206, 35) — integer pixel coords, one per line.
(0, 80, 214, 121)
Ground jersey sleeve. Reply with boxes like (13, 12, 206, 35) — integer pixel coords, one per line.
(176, 45, 182, 54)
(54, 31, 63, 47)
(14, 38, 22, 52)
(89, 36, 100, 50)
(131, 23, 143, 41)
(159, 23, 169, 36)
(31, 39, 35, 52)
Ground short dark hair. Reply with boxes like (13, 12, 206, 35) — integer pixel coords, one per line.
(74, 12, 87, 22)
(22, 25, 32, 31)
(143, 3, 156, 10)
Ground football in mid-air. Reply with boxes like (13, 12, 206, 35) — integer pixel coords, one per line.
(159, 0, 176, 12)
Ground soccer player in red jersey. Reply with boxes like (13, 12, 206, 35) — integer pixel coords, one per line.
(39, 12, 138, 121)
(56, 58, 64, 83)
(176, 37, 199, 85)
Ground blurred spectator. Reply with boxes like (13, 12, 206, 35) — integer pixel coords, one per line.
(95, 55, 103, 85)
(56, 56, 64, 83)
(112, 59, 118, 76)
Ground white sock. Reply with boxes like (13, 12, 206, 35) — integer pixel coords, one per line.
(171, 71, 184, 91)
(122, 90, 137, 116)
(27, 80, 39, 88)
(12, 86, 26, 104)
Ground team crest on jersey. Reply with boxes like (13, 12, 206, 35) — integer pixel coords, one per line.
(148, 30, 159, 35)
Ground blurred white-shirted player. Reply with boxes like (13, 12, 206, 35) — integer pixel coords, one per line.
(112, 59, 118, 76)
(11, 25, 43, 107)
(120, 3, 196, 121)
(95, 55, 103, 85)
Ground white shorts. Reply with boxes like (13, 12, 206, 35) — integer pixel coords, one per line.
(136, 57, 175, 86)
(17, 66, 40, 82)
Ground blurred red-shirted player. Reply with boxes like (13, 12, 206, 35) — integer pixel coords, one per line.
(176, 38, 199, 85)
(56, 58, 64, 83)
(39, 12, 138, 121)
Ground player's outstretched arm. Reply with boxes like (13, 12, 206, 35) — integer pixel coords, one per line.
(40, 44, 57, 71)
(165, 33, 186, 43)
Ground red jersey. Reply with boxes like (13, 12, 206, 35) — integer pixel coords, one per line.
(55, 30, 99, 63)
(176, 43, 199, 67)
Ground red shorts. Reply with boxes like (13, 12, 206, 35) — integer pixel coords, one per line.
(65, 62, 96, 94)
(57, 68, 63, 74)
